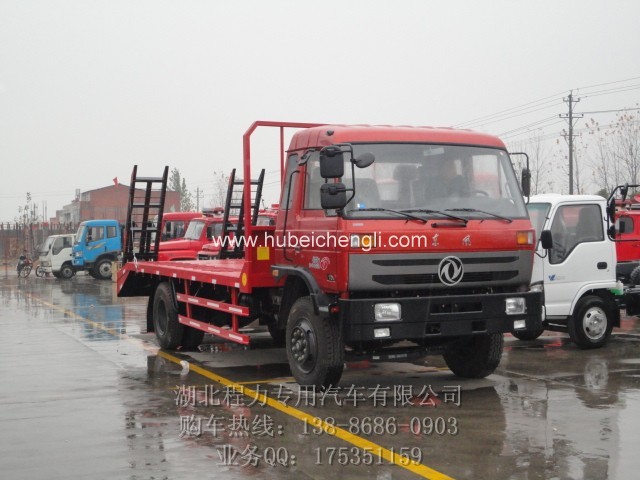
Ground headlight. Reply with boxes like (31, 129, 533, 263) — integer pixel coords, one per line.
(374, 303, 401, 321)
(505, 297, 527, 315)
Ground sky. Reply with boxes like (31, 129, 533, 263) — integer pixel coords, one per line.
(1, 0, 639, 222)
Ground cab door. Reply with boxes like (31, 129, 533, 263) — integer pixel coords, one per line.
(85, 225, 106, 263)
(543, 203, 613, 317)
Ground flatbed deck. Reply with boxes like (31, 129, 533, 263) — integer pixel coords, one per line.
(118, 258, 247, 291)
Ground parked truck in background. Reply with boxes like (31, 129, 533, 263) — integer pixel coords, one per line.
(521, 194, 622, 348)
(158, 211, 202, 242)
(157, 214, 225, 261)
(72, 219, 122, 280)
(613, 205, 640, 284)
(117, 121, 543, 388)
(39, 233, 76, 279)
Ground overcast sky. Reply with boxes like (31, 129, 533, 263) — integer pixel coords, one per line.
(1, 0, 639, 222)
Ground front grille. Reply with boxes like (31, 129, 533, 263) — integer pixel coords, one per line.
(349, 251, 531, 291)
(372, 270, 519, 285)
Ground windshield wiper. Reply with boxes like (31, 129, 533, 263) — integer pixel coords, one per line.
(401, 208, 468, 224)
(446, 208, 513, 223)
(347, 207, 427, 223)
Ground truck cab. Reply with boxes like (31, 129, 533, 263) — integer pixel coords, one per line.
(72, 219, 122, 280)
(157, 215, 224, 261)
(39, 234, 76, 279)
(614, 208, 640, 283)
(522, 194, 621, 348)
(159, 211, 202, 241)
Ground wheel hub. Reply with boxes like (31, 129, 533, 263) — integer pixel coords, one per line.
(290, 322, 316, 372)
(583, 307, 606, 340)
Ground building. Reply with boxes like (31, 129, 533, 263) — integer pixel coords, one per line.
(55, 183, 181, 226)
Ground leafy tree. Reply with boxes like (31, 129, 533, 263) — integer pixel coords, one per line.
(169, 168, 195, 211)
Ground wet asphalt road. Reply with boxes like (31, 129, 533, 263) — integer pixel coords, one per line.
(1, 270, 640, 480)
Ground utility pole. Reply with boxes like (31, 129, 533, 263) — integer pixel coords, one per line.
(559, 91, 583, 194)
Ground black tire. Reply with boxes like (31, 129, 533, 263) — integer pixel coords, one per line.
(153, 282, 185, 349)
(443, 333, 504, 378)
(59, 264, 75, 280)
(18, 266, 32, 278)
(286, 297, 344, 388)
(630, 266, 640, 286)
(569, 295, 613, 349)
(94, 258, 112, 280)
(35, 265, 45, 277)
(511, 325, 545, 341)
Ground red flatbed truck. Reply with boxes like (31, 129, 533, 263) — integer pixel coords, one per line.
(117, 121, 543, 388)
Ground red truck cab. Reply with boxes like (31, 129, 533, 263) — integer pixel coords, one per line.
(615, 207, 640, 282)
(197, 209, 278, 260)
(159, 212, 202, 241)
(157, 214, 224, 261)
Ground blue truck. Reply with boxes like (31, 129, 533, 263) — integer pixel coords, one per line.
(72, 219, 122, 280)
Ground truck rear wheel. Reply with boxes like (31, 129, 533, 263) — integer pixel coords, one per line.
(569, 296, 613, 349)
(286, 297, 344, 388)
(94, 258, 112, 280)
(443, 333, 504, 378)
(59, 264, 75, 279)
(153, 282, 184, 349)
(630, 266, 640, 286)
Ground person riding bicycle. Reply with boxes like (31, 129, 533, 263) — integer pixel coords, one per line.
(17, 250, 29, 274)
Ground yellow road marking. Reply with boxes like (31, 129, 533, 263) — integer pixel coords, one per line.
(26, 291, 455, 480)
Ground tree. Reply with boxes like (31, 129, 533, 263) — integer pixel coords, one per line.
(169, 168, 195, 212)
(211, 170, 230, 208)
(508, 130, 554, 195)
(587, 107, 640, 196)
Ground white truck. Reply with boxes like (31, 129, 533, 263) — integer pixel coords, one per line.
(39, 234, 76, 279)
(516, 194, 622, 348)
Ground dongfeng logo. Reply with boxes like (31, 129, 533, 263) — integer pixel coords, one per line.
(438, 256, 464, 286)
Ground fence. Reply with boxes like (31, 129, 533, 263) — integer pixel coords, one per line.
(0, 223, 76, 266)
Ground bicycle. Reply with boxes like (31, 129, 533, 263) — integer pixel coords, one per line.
(35, 264, 46, 277)
(17, 256, 33, 278)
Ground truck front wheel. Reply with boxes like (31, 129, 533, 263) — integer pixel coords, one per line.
(286, 297, 344, 388)
(443, 333, 504, 378)
(153, 282, 184, 349)
(59, 264, 75, 279)
(569, 296, 613, 349)
(94, 258, 112, 280)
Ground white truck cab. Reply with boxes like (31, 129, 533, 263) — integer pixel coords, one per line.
(520, 194, 621, 348)
(39, 234, 76, 279)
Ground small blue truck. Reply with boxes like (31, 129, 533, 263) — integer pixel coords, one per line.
(72, 219, 122, 280)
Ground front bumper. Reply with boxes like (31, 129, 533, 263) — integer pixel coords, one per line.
(340, 291, 543, 342)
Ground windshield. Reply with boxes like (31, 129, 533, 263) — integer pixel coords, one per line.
(526, 203, 551, 237)
(41, 237, 55, 254)
(314, 143, 528, 219)
(184, 220, 205, 240)
(75, 225, 86, 243)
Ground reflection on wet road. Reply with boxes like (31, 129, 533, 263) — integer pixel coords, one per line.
(1, 272, 640, 479)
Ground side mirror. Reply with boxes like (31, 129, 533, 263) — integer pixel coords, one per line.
(607, 199, 617, 222)
(608, 225, 617, 238)
(354, 152, 375, 169)
(320, 146, 345, 179)
(540, 230, 553, 250)
(521, 168, 531, 197)
(320, 182, 347, 209)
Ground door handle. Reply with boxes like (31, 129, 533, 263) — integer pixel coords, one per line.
(597, 262, 607, 270)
